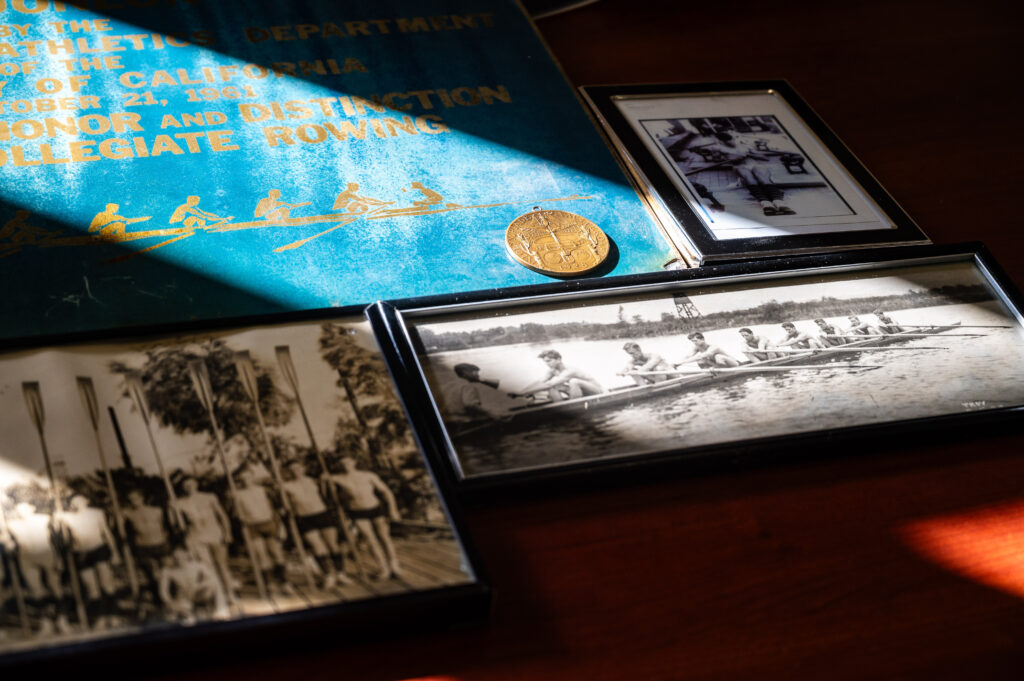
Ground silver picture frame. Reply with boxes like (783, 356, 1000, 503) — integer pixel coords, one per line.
(580, 82, 930, 266)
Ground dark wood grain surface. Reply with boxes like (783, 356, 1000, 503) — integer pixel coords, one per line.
(163, 1, 1024, 678)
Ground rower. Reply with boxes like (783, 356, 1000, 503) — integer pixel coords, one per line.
(676, 332, 741, 369)
(814, 318, 848, 346)
(57, 495, 124, 631)
(776, 322, 825, 350)
(738, 327, 780, 361)
(511, 350, 604, 402)
(872, 309, 905, 334)
(845, 315, 882, 336)
(618, 342, 673, 385)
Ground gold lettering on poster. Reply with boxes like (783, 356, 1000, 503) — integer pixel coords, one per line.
(0, 7, 530, 266)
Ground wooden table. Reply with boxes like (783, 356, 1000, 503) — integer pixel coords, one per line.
(168, 1, 1024, 679)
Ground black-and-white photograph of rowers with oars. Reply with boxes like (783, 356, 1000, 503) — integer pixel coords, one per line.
(408, 258, 1024, 480)
(0, 318, 474, 657)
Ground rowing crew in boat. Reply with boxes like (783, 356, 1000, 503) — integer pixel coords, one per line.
(619, 333, 745, 386)
(451, 310, 918, 411)
(738, 311, 906, 360)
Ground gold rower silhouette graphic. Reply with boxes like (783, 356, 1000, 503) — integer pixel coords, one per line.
(3, 182, 593, 262)
(332, 183, 395, 213)
(169, 196, 232, 229)
(0, 210, 62, 258)
(88, 203, 151, 236)
(254, 189, 311, 222)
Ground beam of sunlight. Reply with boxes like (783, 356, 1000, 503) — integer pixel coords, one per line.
(0, 456, 46, 490)
(0, 2, 669, 340)
(900, 500, 1024, 599)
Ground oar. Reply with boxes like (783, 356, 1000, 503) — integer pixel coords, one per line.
(901, 323, 1011, 329)
(834, 333, 981, 338)
(756, 346, 949, 353)
(629, 364, 878, 375)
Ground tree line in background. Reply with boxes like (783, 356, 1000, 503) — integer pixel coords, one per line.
(9, 323, 438, 526)
(418, 284, 990, 351)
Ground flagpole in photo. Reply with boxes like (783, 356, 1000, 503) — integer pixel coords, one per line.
(232, 351, 315, 588)
(76, 377, 140, 598)
(21, 381, 89, 630)
(0, 496, 31, 634)
(107, 406, 134, 471)
(186, 358, 270, 606)
(275, 345, 368, 582)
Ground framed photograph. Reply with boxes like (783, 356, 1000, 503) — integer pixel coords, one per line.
(580, 81, 930, 264)
(0, 310, 487, 667)
(373, 244, 1024, 489)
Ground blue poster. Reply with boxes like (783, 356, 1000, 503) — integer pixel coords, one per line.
(0, 0, 671, 338)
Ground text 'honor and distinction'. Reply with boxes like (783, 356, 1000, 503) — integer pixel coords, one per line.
(0, 8, 508, 165)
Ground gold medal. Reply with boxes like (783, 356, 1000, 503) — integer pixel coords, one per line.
(505, 208, 610, 277)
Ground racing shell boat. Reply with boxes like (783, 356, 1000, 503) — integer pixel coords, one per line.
(451, 323, 963, 433)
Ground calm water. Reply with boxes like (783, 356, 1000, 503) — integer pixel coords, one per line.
(420, 303, 1024, 477)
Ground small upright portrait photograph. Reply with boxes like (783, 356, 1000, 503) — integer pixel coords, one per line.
(0, 317, 479, 662)
(637, 111, 868, 236)
(580, 82, 929, 263)
(394, 249, 1024, 483)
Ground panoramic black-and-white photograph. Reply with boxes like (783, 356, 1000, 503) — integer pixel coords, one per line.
(409, 259, 1024, 479)
(0, 319, 474, 657)
(614, 91, 894, 239)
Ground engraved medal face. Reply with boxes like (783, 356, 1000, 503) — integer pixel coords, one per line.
(505, 209, 610, 277)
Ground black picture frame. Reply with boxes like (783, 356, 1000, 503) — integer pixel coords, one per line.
(579, 81, 930, 265)
(0, 304, 489, 670)
(371, 243, 1024, 494)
